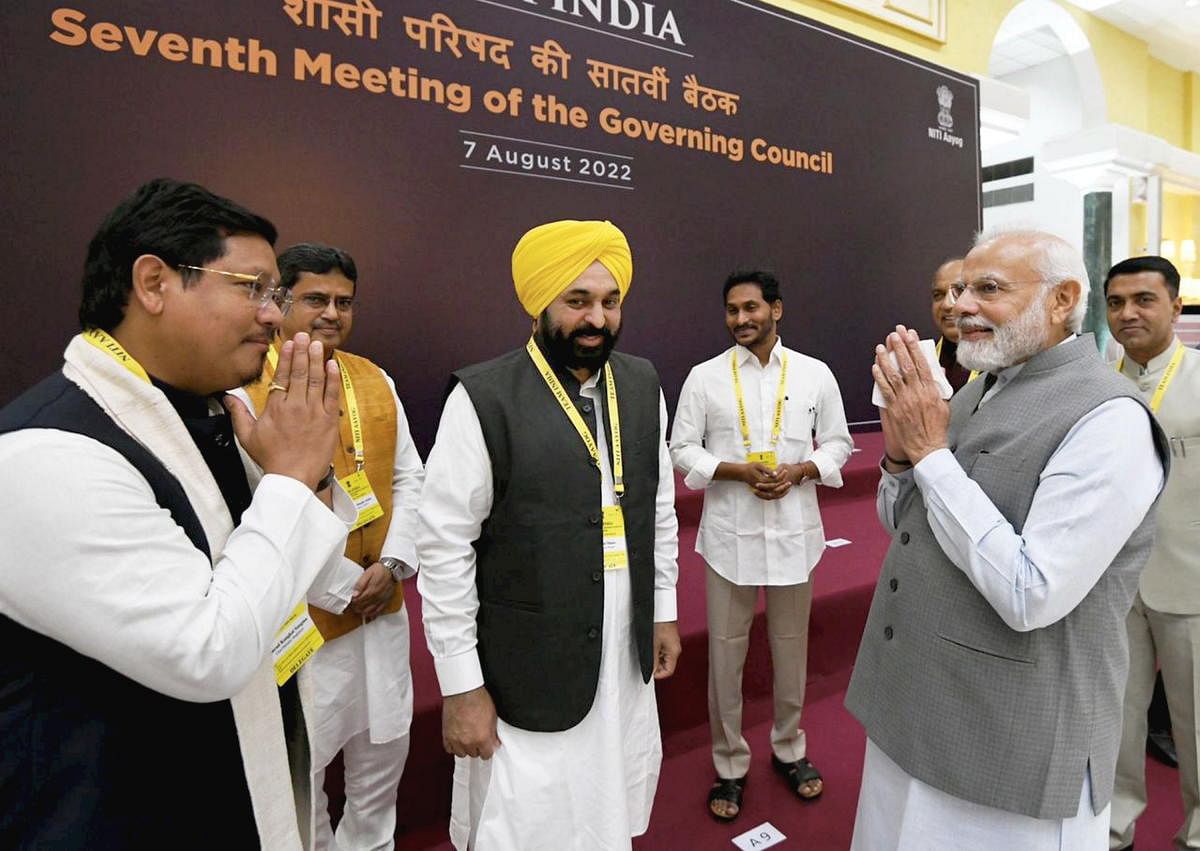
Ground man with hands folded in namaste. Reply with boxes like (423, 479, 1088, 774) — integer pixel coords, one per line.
(845, 228, 1168, 850)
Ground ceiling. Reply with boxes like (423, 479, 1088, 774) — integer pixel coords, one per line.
(990, 24, 1070, 77)
(1062, 0, 1200, 73)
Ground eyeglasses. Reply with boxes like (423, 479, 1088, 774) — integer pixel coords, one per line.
(298, 292, 355, 313)
(948, 278, 1044, 304)
(177, 265, 293, 315)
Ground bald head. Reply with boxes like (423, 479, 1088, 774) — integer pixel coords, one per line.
(931, 258, 963, 342)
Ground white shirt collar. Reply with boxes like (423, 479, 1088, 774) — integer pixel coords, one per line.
(734, 336, 784, 368)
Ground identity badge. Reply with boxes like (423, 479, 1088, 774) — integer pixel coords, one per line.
(746, 450, 778, 469)
(602, 504, 629, 570)
(339, 470, 384, 531)
(272, 602, 325, 686)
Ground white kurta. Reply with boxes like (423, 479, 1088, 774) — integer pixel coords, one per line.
(857, 353, 1164, 849)
(669, 338, 853, 585)
(853, 740, 1108, 851)
(417, 375, 679, 851)
(231, 371, 425, 770)
(0, 336, 358, 849)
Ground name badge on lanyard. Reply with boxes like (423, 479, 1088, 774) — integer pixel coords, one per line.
(334, 353, 384, 531)
(526, 338, 628, 569)
(340, 469, 384, 531)
(746, 450, 778, 468)
(732, 349, 788, 470)
(602, 504, 629, 571)
(272, 602, 325, 685)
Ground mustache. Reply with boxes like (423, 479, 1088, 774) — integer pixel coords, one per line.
(957, 317, 995, 332)
(569, 325, 614, 342)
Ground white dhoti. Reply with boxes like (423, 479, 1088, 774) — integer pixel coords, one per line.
(449, 569, 661, 850)
(852, 739, 1109, 851)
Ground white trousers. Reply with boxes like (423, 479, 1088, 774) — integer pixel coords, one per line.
(313, 729, 410, 851)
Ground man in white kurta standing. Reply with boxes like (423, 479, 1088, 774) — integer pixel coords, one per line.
(846, 228, 1168, 850)
(0, 179, 354, 849)
(417, 219, 681, 850)
(669, 269, 852, 821)
(1106, 255, 1200, 851)
(233, 243, 424, 850)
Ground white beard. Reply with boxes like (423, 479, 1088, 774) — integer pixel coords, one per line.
(956, 295, 1049, 373)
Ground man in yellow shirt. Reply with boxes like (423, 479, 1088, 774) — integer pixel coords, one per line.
(240, 243, 424, 851)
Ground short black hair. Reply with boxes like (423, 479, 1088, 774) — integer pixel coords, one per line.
(1104, 255, 1180, 299)
(723, 269, 782, 304)
(79, 178, 277, 331)
(277, 243, 358, 291)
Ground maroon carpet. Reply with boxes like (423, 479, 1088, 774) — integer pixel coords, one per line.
(321, 430, 1184, 848)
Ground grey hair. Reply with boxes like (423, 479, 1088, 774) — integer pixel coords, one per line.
(973, 225, 1090, 333)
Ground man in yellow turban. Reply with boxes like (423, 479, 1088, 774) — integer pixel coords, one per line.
(417, 219, 681, 849)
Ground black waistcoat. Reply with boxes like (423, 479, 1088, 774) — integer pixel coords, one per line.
(454, 347, 662, 732)
(0, 372, 258, 849)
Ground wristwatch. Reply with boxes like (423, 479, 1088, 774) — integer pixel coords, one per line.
(380, 557, 405, 583)
(315, 464, 337, 492)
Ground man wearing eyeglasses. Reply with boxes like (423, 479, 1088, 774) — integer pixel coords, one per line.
(233, 243, 425, 851)
(847, 228, 1168, 849)
(0, 179, 357, 849)
(929, 256, 975, 392)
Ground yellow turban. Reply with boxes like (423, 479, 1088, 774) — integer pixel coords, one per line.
(511, 220, 633, 317)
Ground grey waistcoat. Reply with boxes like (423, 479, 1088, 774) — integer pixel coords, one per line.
(454, 346, 662, 732)
(845, 334, 1169, 819)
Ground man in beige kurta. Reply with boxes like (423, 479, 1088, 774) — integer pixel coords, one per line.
(1106, 255, 1200, 851)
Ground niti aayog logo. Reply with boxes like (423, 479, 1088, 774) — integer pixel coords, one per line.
(937, 85, 954, 130)
(928, 84, 964, 149)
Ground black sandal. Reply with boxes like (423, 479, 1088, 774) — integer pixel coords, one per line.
(772, 754, 823, 801)
(707, 776, 747, 823)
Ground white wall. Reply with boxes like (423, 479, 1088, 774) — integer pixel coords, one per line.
(985, 55, 1084, 166)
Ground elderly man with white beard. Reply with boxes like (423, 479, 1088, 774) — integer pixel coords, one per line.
(845, 228, 1170, 850)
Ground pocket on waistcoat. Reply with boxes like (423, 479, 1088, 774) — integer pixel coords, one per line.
(964, 449, 1027, 475)
(935, 632, 1035, 665)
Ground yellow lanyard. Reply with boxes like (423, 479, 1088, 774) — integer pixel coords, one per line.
(1118, 343, 1186, 414)
(525, 338, 624, 498)
(935, 337, 980, 382)
(336, 353, 365, 470)
(731, 349, 788, 452)
(266, 345, 364, 468)
(81, 329, 150, 384)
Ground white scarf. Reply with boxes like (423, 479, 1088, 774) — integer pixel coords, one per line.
(63, 335, 305, 851)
